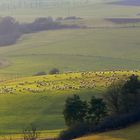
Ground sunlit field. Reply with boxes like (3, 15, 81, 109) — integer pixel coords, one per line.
(0, 0, 140, 139)
(0, 71, 139, 136)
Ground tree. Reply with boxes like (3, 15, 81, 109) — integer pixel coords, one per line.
(121, 75, 140, 113)
(88, 96, 107, 124)
(105, 75, 140, 114)
(104, 81, 123, 114)
(122, 74, 140, 95)
(63, 95, 88, 127)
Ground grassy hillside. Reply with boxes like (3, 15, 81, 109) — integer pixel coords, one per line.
(0, 28, 140, 78)
(0, 71, 106, 136)
(0, 71, 139, 136)
(0, 0, 140, 79)
(76, 123, 140, 140)
(0, 0, 139, 139)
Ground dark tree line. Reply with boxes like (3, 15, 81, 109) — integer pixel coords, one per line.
(0, 17, 21, 46)
(105, 74, 140, 114)
(59, 75, 140, 140)
(0, 16, 79, 46)
(63, 95, 107, 126)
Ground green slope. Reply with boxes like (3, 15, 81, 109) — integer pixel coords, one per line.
(0, 91, 97, 135)
(0, 28, 140, 78)
(0, 71, 139, 135)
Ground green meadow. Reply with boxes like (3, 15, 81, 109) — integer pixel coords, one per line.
(0, 71, 106, 136)
(0, 0, 140, 139)
(0, 28, 140, 78)
(0, 0, 140, 78)
(0, 71, 138, 136)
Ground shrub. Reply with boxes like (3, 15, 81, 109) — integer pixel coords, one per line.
(23, 125, 39, 140)
(49, 68, 60, 75)
(59, 75, 140, 140)
(59, 110, 140, 140)
(59, 122, 90, 140)
(34, 71, 46, 76)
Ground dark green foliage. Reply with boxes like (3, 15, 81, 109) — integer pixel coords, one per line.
(121, 75, 140, 113)
(63, 95, 107, 127)
(105, 75, 140, 114)
(122, 74, 140, 94)
(59, 122, 90, 140)
(87, 96, 107, 124)
(60, 75, 140, 140)
(59, 110, 140, 140)
(105, 81, 123, 114)
(49, 68, 60, 75)
(63, 95, 88, 126)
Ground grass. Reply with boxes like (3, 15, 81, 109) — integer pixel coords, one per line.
(0, 0, 140, 139)
(0, 70, 139, 139)
(0, 28, 140, 78)
(0, 88, 98, 136)
(0, 70, 139, 135)
(0, 129, 61, 140)
(1, 70, 140, 94)
(76, 123, 140, 140)
(0, 1, 139, 79)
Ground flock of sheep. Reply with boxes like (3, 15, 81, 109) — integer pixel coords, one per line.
(0, 70, 139, 94)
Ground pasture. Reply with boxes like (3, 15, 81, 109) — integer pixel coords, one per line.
(0, 70, 139, 137)
(0, 28, 140, 78)
(0, 0, 140, 139)
(0, 70, 140, 94)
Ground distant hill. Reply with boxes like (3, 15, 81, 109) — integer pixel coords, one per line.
(110, 0, 140, 6)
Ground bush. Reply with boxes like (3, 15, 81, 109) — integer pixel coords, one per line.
(59, 75, 140, 140)
(34, 71, 46, 76)
(59, 110, 140, 140)
(93, 110, 140, 132)
(49, 68, 60, 75)
(23, 125, 39, 140)
(59, 122, 90, 140)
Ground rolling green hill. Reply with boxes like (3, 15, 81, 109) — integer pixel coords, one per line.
(0, 0, 140, 139)
(0, 28, 140, 79)
(0, 0, 139, 79)
(0, 70, 139, 137)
